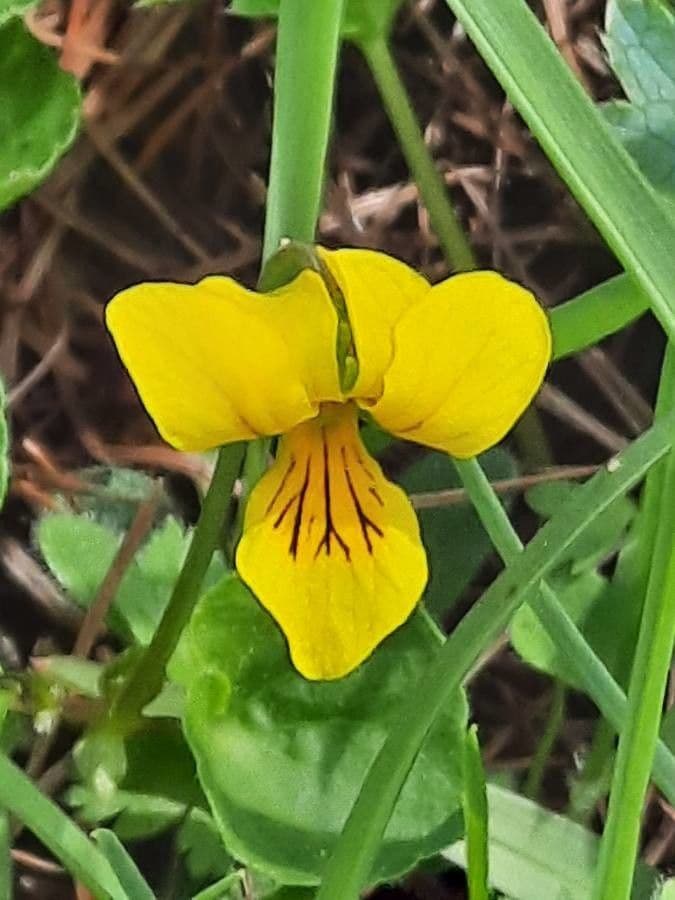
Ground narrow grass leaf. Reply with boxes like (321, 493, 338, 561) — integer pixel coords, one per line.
(91, 829, 155, 900)
(0, 753, 126, 900)
(550, 274, 649, 361)
(443, 0, 675, 341)
(462, 726, 489, 900)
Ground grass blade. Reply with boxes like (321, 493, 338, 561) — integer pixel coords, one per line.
(443, 0, 675, 342)
(593, 349, 675, 900)
(0, 753, 126, 900)
(550, 274, 647, 361)
(92, 830, 155, 900)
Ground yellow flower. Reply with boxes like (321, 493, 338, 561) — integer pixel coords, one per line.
(106, 248, 551, 681)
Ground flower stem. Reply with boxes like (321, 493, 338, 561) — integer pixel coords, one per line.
(592, 346, 675, 900)
(107, 443, 245, 733)
(263, 0, 346, 261)
(360, 37, 475, 273)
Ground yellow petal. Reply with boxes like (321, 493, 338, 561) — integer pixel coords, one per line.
(368, 272, 551, 458)
(236, 403, 428, 680)
(106, 270, 341, 451)
(318, 248, 430, 401)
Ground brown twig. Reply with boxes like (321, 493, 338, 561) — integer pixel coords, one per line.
(537, 383, 629, 453)
(410, 464, 600, 509)
(71, 482, 163, 658)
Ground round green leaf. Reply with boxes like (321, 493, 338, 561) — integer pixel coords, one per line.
(182, 576, 467, 886)
(0, 21, 81, 211)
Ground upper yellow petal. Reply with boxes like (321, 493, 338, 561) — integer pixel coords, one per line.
(368, 271, 551, 458)
(106, 269, 341, 451)
(236, 403, 428, 680)
(318, 248, 430, 401)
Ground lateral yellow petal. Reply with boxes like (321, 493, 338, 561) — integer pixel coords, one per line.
(106, 270, 341, 451)
(368, 272, 551, 458)
(200, 270, 342, 404)
(236, 403, 428, 680)
(318, 248, 430, 401)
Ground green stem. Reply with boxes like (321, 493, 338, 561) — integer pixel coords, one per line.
(108, 443, 245, 732)
(593, 347, 675, 900)
(262, 0, 346, 261)
(361, 37, 475, 272)
(315, 412, 675, 900)
(550, 274, 647, 361)
(255, 0, 347, 508)
(523, 681, 566, 801)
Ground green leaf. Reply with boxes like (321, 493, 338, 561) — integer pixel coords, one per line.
(230, 0, 404, 42)
(512, 494, 643, 694)
(68, 784, 185, 837)
(525, 480, 634, 575)
(37, 513, 226, 645)
(604, 0, 675, 106)
(603, 0, 675, 194)
(91, 829, 155, 900)
(443, 784, 659, 900)
(399, 448, 516, 616)
(659, 879, 675, 899)
(0, 21, 80, 211)
(511, 480, 637, 691)
(511, 570, 608, 691)
(74, 731, 127, 795)
(177, 809, 234, 884)
(604, 100, 675, 195)
(0, 0, 37, 25)
(183, 576, 467, 886)
(38, 655, 103, 698)
(69, 723, 204, 839)
(74, 467, 166, 532)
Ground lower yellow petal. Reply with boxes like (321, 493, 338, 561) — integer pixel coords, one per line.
(368, 272, 551, 458)
(236, 403, 428, 680)
(318, 248, 430, 401)
(106, 270, 340, 451)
